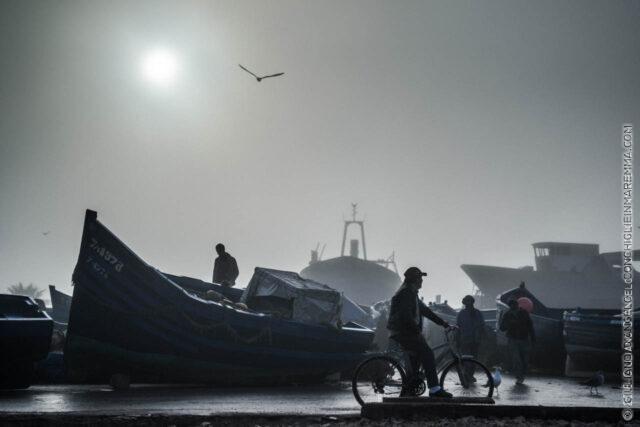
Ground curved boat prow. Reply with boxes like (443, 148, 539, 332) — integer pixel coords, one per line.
(66, 210, 374, 385)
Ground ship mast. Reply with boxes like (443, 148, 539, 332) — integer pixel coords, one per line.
(341, 203, 367, 260)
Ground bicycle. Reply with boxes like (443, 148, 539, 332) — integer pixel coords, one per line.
(352, 328, 494, 406)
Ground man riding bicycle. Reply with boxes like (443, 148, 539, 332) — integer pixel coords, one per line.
(387, 266, 456, 398)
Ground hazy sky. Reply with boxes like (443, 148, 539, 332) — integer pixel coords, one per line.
(1, 0, 639, 306)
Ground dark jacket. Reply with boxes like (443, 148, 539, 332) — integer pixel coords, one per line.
(456, 307, 485, 344)
(387, 283, 448, 338)
(499, 307, 535, 342)
(213, 253, 239, 286)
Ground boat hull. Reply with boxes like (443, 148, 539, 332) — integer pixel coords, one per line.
(48, 286, 72, 332)
(300, 256, 401, 306)
(462, 263, 636, 310)
(65, 210, 373, 384)
(0, 295, 53, 388)
(563, 309, 639, 372)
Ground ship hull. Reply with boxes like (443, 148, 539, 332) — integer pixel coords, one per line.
(300, 256, 401, 306)
(462, 263, 633, 310)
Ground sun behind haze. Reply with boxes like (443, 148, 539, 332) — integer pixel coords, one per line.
(140, 47, 180, 87)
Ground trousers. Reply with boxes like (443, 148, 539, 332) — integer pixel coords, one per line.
(391, 333, 439, 388)
(508, 338, 531, 379)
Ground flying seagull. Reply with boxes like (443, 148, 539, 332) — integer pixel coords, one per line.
(238, 64, 284, 82)
(582, 371, 605, 396)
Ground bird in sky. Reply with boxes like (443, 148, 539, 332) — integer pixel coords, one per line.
(42, 231, 50, 236)
(238, 64, 284, 82)
(582, 371, 605, 396)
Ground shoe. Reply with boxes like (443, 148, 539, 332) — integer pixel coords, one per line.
(429, 389, 453, 398)
(515, 377, 524, 385)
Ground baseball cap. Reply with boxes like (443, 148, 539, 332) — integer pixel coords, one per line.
(404, 266, 427, 280)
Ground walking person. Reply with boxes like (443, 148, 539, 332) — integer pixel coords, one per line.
(499, 298, 536, 384)
(387, 266, 457, 398)
(212, 243, 239, 287)
(456, 295, 485, 381)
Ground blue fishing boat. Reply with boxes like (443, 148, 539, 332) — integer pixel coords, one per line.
(65, 210, 374, 384)
(563, 308, 639, 373)
(0, 295, 53, 388)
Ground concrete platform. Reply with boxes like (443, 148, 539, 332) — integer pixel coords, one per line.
(382, 396, 495, 404)
(361, 402, 625, 422)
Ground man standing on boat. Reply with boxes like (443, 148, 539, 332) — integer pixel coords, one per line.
(212, 243, 239, 287)
(387, 266, 456, 398)
(456, 295, 485, 381)
(499, 298, 535, 385)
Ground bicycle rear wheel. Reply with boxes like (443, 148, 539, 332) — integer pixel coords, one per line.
(439, 358, 494, 398)
(352, 356, 407, 406)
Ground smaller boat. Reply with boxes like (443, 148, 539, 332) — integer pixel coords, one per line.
(0, 295, 53, 388)
(496, 284, 566, 374)
(563, 308, 639, 374)
(48, 285, 72, 327)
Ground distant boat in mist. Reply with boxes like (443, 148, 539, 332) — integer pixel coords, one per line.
(461, 242, 640, 310)
(299, 204, 401, 306)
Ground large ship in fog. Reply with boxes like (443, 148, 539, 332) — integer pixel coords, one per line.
(461, 242, 637, 310)
(300, 205, 401, 306)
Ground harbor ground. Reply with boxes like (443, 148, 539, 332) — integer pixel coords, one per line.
(0, 373, 637, 425)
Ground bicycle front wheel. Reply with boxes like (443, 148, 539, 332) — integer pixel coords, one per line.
(352, 356, 407, 406)
(439, 358, 494, 398)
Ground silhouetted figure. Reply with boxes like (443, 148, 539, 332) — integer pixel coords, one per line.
(212, 243, 239, 287)
(387, 267, 454, 398)
(456, 295, 485, 380)
(238, 64, 284, 82)
(499, 298, 535, 384)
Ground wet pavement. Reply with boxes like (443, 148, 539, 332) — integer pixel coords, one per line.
(0, 374, 636, 417)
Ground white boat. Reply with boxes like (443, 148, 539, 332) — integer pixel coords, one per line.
(461, 242, 638, 309)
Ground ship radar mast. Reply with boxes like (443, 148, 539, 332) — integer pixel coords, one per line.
(341, 203, 367, 260)
(308, 204, 398, 274)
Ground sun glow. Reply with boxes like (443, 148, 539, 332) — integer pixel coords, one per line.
(140, 48, 180, 87)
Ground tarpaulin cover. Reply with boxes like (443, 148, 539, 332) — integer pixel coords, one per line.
(241, 268, 342, 327)
(340, 295, 375, 328)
